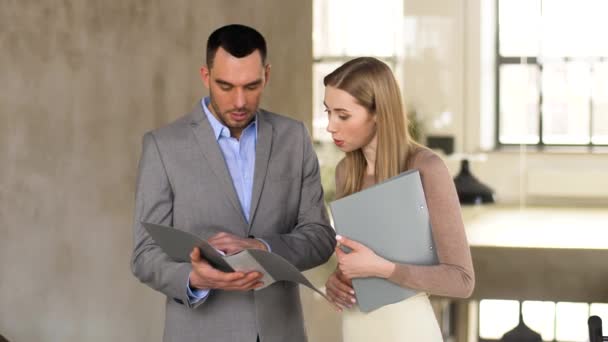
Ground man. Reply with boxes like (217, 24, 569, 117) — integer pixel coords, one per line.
(131, 24, 336, 342)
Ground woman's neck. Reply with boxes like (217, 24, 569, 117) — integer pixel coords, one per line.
(361, 134, 378, 176)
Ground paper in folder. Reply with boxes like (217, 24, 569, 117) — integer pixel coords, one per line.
(141, 222, 331, 303)
(329, 169, 438, 313)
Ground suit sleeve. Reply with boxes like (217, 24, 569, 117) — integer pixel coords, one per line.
(261, 123, 337, 270)
(130, 132, 207, 308)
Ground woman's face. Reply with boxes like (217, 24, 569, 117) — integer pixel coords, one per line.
(324, 86, 377, 152)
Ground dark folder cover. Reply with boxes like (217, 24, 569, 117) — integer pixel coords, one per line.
(141, 222, 331, 302)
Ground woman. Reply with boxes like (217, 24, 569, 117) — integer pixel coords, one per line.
(323, 57, 474, 342)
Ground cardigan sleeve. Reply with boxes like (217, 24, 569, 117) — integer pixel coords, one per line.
(334, 149, 475, 298)
(386, 149, 474, 298)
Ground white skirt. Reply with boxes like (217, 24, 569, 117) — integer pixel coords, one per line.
(342, 293, 443, 342)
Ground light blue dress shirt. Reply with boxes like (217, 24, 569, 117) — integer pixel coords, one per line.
(187, 97, 263, 303)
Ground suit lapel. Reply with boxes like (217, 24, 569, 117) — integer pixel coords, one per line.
(248, 110, 273, 231)
(189, 105, 247, 225)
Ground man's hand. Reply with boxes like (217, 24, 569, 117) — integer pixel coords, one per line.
(325, 267, 355, 312)
(189, 247, 263, 291)
(208, 232, 268, 255)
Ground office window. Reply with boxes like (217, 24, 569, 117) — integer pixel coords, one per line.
(312, 0, 402, 141)
(479, 299, 520, 339)
(479, 299, 604, 341)
(522, 301, 556, 341)
(555, 302, 589, 341)
(497, 0, 608, 147)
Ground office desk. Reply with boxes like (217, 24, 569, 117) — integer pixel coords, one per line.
(301, 205, 608, 342)
(462, 205, 608, 302)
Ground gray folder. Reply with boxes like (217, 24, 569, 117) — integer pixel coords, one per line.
(141, 222, 331, 302)
(329, 169, 438, 313)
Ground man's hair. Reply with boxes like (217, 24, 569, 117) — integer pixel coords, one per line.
(206, 24, 267, 68)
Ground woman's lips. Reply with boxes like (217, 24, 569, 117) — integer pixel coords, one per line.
(333, 139, 344, 147)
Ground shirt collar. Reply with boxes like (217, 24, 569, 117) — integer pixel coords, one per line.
(201, 97, 257, 141)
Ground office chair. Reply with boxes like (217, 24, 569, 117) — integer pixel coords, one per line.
(589, 315, 608, 342)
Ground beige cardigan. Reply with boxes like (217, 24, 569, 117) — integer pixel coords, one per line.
(335, 147, 475, 298)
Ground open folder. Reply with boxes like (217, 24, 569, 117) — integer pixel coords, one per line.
(141, 222, 331, 303)
(329, 169, 438, 313)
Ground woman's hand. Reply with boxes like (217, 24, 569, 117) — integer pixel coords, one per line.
(325, 267, 355, 311)
(335, 235, 395, 280)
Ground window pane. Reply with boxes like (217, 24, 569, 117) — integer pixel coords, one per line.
(541, 0, 579, 57)
(522, 301, 555, 341)
(590, 303, 608, 333)
(555, 302, 589, 342)
(541, 0, 608, 57)
(313, 0, 402, 58)
(575, 0, 608, 57)
(479, 300, 520, 339)
(499, 0, 540, 57)
(592, 62, 608, 144)
(312, 62, 342, 141)
(499, 64, 540, 144)
(542, 62, 591, 144)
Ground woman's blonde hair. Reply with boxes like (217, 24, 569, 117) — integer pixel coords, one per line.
(324, 57, 419, 198)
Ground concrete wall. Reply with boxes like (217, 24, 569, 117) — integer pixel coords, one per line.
(0, 1, 313, 341)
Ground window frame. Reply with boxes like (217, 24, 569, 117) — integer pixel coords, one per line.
(495, 0, 608, 150)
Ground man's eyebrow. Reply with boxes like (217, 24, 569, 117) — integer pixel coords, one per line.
(244, 79, 263, 87)
(214, 78, 263, 87)
(214, 79, 234, 87)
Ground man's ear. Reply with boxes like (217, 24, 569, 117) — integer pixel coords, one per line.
(263, 64, 271, 86)
(200, 66, 211, 89)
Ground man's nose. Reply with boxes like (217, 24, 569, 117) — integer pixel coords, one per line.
(234, 88, 246, 108)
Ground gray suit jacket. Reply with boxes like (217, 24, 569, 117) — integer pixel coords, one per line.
(131, 104, 336, 342)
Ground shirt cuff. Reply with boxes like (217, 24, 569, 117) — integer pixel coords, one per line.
(256, 238, 271, 252)
(187, 276, 210, 304)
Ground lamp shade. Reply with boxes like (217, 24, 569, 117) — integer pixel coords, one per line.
(453, 159, 494, 204)
(500, 313, 542, 342)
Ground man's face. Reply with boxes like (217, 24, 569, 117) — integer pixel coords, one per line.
(201, 47, 270, 139)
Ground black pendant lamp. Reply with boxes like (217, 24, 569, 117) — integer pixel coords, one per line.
(453, 159, 494, 204)
(500, 312, 542, 342)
